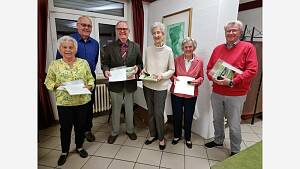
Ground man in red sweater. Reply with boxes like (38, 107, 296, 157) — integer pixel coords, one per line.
(205, 20, 258, 156)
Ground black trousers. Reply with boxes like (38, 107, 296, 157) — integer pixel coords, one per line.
(57, 103, 88, 153)
(171, 94, 197, 141)
(86, 72, 96, 132)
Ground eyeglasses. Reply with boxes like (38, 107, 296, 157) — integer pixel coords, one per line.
(79, 23, 92, 28)
(116, 28, 128, 31)
(225, 29, 240, 33)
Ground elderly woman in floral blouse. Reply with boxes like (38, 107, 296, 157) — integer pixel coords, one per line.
(44, 35, 94, 166)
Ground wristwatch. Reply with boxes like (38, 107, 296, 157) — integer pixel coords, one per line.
(229, 80, 233, 88)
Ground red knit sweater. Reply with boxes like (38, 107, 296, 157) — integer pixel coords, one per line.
(206, 41, 258, 96)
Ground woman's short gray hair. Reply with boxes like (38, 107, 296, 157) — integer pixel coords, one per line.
(224, 20, 243, 32)
(57, 35, 78, 52)
(151, 22, 165, 34)
(181, 37, 197, 50)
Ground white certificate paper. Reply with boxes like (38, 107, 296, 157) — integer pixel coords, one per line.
(58, 80, 92, 95)
(109, 66, 127, 82)
(174, 76, 195, 96)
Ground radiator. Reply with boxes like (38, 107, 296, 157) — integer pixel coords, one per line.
(93, 84, 111, 113)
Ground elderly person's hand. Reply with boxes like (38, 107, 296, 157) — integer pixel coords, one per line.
(153, 74, 163, 81)
(104, 70, 111, 79)
(85, 85, 93, 91)
(213, 76, 231, 86)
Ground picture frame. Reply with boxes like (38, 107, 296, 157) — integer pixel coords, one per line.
(162, 8, 192, 57)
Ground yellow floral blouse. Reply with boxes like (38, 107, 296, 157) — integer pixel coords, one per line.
(44, 58, 95, 106)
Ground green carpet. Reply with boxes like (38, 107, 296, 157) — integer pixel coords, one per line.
(212, 141, 262, 169)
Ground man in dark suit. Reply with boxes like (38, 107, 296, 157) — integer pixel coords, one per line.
(102, 21, 143, 144)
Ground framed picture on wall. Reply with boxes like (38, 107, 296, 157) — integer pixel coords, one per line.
(162, 8, 192, 57)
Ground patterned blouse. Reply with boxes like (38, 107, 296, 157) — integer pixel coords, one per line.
(44, 58, 95, 106)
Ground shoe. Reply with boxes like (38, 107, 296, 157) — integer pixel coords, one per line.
(171, 138, 181, 145)
(76, 148, 88, 158)
(57, 153, 68, 166)
(126, 132, 137, 140)
(144, 137, 158, 145)
(85, 131, 96, 142)
(186, 140, 192, 149)
(107, 135, 118, 144)
(204, 141, 223, 148)
(230, 152, 238, 156)
(159, 140, 166, 150)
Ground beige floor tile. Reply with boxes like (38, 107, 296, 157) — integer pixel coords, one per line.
(94, 143, 121, 158)
(84, 142, 103, 155)
(38, 149, 61, 167)
(250, 126, 262, 134)
(134, 163, 159, 169)
(185, 144, 207, 159)
(39, 125, 60, 137)
(38, 135, 52, 143)
(135, 127, 149, 137)
(137, 149, 162, 166)
(208, 159, 219, 167)
(160, 152, 184, 169)
(164, 140, 184, 155)
(242, 132, 261, 142)
(185, 156, 210, 169)
(191, 133, 205, 145)
(81, 156, 112, 169)
(39, 136, 60, 149)
(56, 152, 90, 169)
(115, 146, 141, 162)
(241, 124, 256, 133)
(244, 141, 257, 148)
(38, 165, 54, 169)
(94, 131, 110, 143)
(107, 159, 135, 169)
(252, 120, 262, 127)
(38, 148, 52, 160)
(93, 116, 109, 124)
(94, 123, 112, 133)
(113, 134, 128, 145)
(124, 136, 146, 148)
(206, 147, 229, 161)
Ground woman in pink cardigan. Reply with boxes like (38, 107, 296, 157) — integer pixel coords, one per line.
(170, 37, 204, 148)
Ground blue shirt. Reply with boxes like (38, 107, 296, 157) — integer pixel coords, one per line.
(56, 32, 100, 73)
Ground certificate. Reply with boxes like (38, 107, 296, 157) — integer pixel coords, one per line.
(174, 76, 195, 96)
(58, 80, 92, 95)
(109, 66, 136, 82)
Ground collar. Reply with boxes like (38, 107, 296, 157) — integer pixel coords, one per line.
(118, 39, 129, 46)
(225, 40, 240, 49)
(184, 54, 195, 62)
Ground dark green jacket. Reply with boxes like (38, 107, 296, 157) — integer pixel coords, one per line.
(102, 39, 143, 93)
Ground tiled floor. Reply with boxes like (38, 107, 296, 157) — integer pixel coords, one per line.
(38, 114, 262, 169)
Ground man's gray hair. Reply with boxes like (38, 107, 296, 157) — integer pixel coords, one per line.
(181, 37, 197, 50)
(151, 22, 165, 34)
(224, 20, 243, 32)
(57, 35, 78, 52)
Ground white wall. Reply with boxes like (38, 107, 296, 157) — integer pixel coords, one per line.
(146, 0, 239, 138)
(238, 7, 262, 41)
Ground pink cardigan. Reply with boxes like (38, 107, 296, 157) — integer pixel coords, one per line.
(170, 54, 204, 98)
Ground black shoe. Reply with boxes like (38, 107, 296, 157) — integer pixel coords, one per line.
(107, 135, 118, 144)
(126, 132, 137, 140)
(204, 141, 223, 148)
(144, 137, 158, 145)
(186, 141, 192, 149)
(230, 152, 238, 156)
(159, 140, 166, 150)
(57, 153, 68, 166)
(76, 148, 88, 158)
(85, 131, 96, 142)
(171, 138, 181, 145)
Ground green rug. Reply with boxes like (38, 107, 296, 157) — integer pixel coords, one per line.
(212, 141, 262, 169)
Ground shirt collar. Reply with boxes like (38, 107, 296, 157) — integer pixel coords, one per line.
(118, 39, 129, 46)
(225, 40, 240, 49)
(184, 54, 195, 62)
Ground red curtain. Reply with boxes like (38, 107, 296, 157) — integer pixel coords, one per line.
(132, 0, 144, 54)
(38, 0, 55, 130)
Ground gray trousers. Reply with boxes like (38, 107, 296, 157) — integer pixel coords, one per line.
(211, 92, 246, 153)
(110, 89, 135, 136)
(143, 86, 167, 141)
